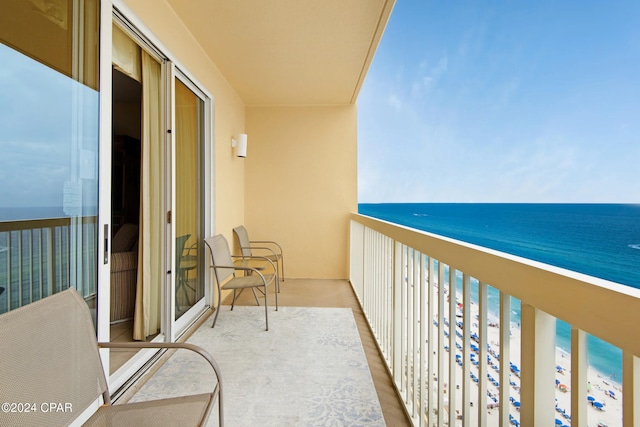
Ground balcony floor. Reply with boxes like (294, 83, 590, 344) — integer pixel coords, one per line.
(126, 279, 412, 426)
(229, 278, 411, 426)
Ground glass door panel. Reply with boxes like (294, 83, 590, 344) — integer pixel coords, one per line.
(0, 0, 100, 318)
(174, 79, 204, 320)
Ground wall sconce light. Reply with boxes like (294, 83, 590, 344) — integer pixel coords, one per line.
(231, 133, 247, 158)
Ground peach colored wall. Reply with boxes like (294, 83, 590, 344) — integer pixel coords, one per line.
(119, 1, 358, 280)
(120, 0, 246, 244)
(245, 106, 358, 279)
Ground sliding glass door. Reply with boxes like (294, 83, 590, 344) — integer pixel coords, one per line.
(174, 77, 205, 322)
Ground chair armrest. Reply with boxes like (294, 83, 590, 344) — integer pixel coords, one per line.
(239, 245, 280, 259)
(211, 264, 258, 273)
(212, 257, 276, 285)
(210, 263, 271, 282)
(97, 341, 223, 422)
(231, 255, 277, 272)
(185, 242, 198, 256)
(249, 240, 283, 254)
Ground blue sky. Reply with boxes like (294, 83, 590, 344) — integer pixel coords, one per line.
(358, 1, 640, 203)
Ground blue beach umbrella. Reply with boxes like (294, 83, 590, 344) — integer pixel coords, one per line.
(555, 419, 563, 425)
(593, 402, 604, 409)
(587, 395, 595, 402)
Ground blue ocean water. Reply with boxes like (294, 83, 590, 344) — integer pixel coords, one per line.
(359, 203, 640, 381)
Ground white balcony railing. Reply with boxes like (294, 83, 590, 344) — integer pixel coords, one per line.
(350, 213, 640, 427)
(0, 216, 97, 315)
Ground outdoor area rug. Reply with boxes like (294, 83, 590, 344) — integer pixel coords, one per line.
(131, 306, 385, 426)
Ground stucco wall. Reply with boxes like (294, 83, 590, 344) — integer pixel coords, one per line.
(245, 106, 358, 279)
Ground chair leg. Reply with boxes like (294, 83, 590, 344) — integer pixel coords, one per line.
(211, 280, 222, 328)
(250, 288, 260, 305)
(280, 256, 285, 283)
(263, 284, 268, 331)
(230, 289, 237, 311)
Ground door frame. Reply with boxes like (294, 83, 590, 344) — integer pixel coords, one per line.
(170, 68, 213, 340)
(98, 0, 215, 393)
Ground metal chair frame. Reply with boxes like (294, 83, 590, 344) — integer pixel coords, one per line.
(205, 234, 278, 331)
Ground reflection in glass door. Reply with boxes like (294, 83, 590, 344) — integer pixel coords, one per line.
(0, 0, 100, 317)
(174, 78, 204, 320)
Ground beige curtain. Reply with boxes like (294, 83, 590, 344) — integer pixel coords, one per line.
(133, 51, 162, 340)
(112, 24, 142, 82)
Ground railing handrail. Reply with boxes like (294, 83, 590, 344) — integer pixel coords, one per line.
(351, 212, 640, 357)
(0, 216, 97, 232)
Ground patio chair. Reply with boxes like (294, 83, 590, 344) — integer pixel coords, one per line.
(0, 288, 223, 427)
(205, 234, 278, 331)
(233, 225, 285, 286)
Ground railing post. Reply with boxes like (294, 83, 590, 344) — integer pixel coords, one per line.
(462, 274, 471, 427)
(499, 292, 511, 427)
(393, 240, 402, 394)
(419, 254, 427, 427)
(412, 249, 420, 419)
(448, 267, 457, 427)
(570, 327, 587, 427)
(477, 282, 488, 427)
(623, 351, 640, 427)
(426, 257, 436, 425)
(7, 232, 13, 310)
(437, 262, 445, 427)
(351, 220, 363, 300)
(520, 304, 555, 426)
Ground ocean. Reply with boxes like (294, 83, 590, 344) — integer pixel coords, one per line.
(358, 203, 640, 382)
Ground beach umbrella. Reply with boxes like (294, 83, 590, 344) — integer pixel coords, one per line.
(556, 379, 560, 385)
(555, 419, 562, 425)
(609, 390, 615, 397)
(513, 401, 520, 407)
(587, 396, 595, 402)
(593, 402, 604, 409)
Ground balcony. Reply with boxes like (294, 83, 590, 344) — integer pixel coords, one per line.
(4, 212, 639, 426)
(350, 213, 640, 427)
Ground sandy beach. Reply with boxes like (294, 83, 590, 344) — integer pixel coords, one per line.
(431, 290, 623, 426)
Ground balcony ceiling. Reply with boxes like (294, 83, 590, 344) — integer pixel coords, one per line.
(165, 0, 395, 106)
